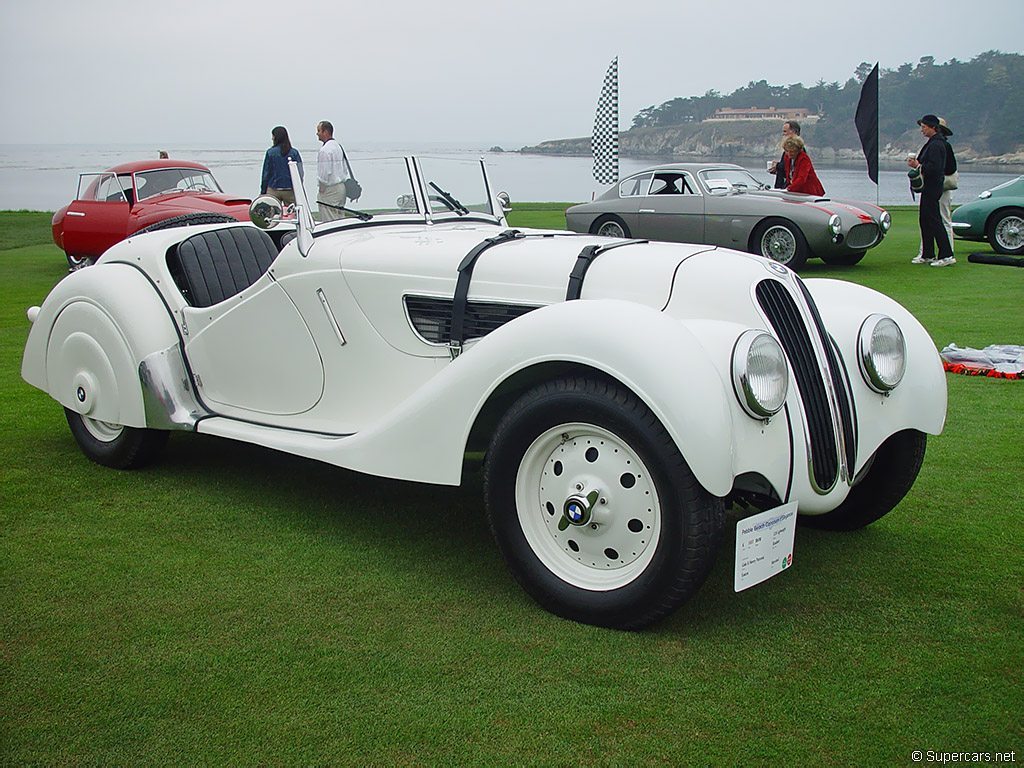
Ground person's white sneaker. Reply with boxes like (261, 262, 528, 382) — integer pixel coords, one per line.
(911, 255, 930, 264)
(930, 256, 957, 267)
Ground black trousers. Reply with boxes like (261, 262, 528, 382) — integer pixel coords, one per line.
(919, 191, 953, 261)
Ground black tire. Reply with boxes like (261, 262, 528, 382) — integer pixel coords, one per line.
(484, 376, 725, 629)
(985, 207, 1024, 255)
(65, 408, 169, 470)
(134, 212, 238, 235)
(66, 253, 96, 270)
(819, 251, 866, 267)
(590, 214, 631, 239)
(750, 218, 809, 271)
(799, 430, 927, 531)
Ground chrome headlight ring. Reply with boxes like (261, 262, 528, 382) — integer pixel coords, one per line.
(731, 330, 789, 420)
(858, 314, 906, 393)
(879, 210, 892, 232)
(828, 214, 842, 236)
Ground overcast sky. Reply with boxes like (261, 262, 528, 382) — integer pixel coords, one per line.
(2, 0, 1021, 149)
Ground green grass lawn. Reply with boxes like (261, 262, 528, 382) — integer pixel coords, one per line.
(2, 209, 1022, 764)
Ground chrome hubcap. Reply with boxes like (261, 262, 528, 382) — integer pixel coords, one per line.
(515, 423, 661, 591)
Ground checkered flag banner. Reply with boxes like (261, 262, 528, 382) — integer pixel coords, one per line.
(592, 57, 619, 185)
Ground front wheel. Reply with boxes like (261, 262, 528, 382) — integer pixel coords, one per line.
(751, 218, 809, 270)
(484, 376, 724, 629)
(66, 253, 96, 270)
(986, 208, 1024, 255)
(65, 408, 169, 469)
(799, 430, 927, 531)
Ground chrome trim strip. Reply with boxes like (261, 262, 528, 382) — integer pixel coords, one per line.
(138, 344, 211, 430)
(317, 288, 347, 346)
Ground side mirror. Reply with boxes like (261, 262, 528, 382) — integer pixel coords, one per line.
(496, 191, 512, 213)
(249, 195, 283, 229)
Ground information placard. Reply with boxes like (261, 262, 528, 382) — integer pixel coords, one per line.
(734, 502, 798, 592)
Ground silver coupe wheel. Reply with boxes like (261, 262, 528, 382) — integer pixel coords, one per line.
(597, 220, 626, 238)
(516, 423, 661, 591)
(760, 224, 797, 263)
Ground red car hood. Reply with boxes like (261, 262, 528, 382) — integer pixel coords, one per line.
(144, 191, 252, 217)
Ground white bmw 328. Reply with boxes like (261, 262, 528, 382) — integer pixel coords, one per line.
(22, 156, 946, 628)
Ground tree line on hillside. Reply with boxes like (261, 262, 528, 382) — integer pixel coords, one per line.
(630, 51, 1024, 156)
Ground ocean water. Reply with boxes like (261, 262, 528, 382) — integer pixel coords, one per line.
(1, 142, 1019, 212)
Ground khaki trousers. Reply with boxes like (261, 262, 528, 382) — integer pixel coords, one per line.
(318, 182, 347, 222)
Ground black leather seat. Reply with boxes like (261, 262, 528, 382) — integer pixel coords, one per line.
(169, 227, 277, 307)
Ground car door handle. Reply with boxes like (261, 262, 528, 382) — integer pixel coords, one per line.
(67, 211, 86, 217)
(639, 208, 655, 214)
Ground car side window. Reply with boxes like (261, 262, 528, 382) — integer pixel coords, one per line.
(618, 173, 653, 198)
(95, 174, 128, 203)
(649, 173, 694, 196)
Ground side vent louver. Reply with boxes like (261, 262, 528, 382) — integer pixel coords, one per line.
(405, 296, 540, 344)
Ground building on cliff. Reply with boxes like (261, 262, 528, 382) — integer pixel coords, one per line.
(705, 107, 815, 122)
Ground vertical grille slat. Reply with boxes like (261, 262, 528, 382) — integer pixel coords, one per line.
(756, 279, 839, 490)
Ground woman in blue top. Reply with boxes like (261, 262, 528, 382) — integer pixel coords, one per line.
(261, 126, 303, 205)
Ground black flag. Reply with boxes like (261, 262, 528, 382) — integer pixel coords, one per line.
(855, 63, 879, 184)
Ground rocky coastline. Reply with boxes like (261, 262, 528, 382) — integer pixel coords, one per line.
(520, 124, 1024, 169)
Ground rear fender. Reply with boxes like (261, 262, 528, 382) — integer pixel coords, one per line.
(22, 263, 181, 428)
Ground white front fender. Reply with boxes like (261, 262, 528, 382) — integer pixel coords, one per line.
(322, 300, 737, 494)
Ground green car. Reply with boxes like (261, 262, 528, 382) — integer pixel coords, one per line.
(951, 175, 1024, 255)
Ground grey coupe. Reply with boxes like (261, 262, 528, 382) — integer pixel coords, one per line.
(565, 163, 891, 270)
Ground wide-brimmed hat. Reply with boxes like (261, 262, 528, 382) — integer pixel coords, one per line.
(937, 117, 953, 137)
(917, 114, 941, 130)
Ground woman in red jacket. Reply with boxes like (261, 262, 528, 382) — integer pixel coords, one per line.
(782, 135, 825, 196)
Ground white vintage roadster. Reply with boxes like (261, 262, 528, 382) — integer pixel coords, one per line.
(22, 156, 946, 629)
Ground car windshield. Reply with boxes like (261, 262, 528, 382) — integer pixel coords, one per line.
(699, 169, 766, 193)
(417, 157, 495, 217)
(319, 156, 497, 221)
(134, 168, 222, 200)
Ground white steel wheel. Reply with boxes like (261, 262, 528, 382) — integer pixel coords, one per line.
(80, 416, 124, 442)
(516, 423, 661, 591)
(64, 408, 169, 470)
(484, 376, 725, 630)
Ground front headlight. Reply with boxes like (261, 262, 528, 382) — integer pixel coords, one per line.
(858, 314, 906, 393)
(828, 214, 842, 236)
(879, 210, 891, 232)
(732, 331, 788, 419)
(979, 190, 992, 199)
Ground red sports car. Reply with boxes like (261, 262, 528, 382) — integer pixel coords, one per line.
(52, 160, 252, 269)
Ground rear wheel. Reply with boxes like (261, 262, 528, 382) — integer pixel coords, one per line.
(751, 218, 809, 271)
(134, 212, 237, 235)
(590, 215, 631, 239)
(986, 208, 1024, 255)
(484, 376, 724, 629)
(65, 408, 168, 469)
(799, 430, 926, 531)
(819, 251, 866, 266)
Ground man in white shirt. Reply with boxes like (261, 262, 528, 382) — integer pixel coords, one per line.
(316, 120, 347, 222)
